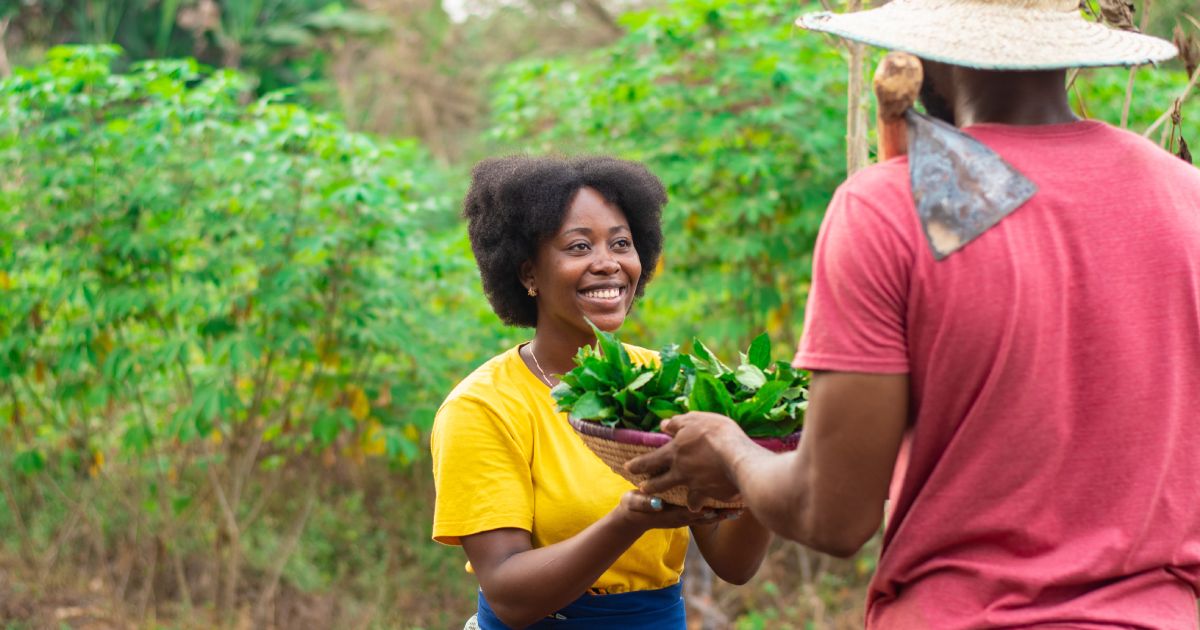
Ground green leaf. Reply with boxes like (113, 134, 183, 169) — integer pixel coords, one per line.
(648, 398, 685, 420)
(689, 372, 734, 417)
(172, 494, 194, 516)
(625, 370, 655, 391)
(582, 365, 610, 388)
(313, 414, 341, 446)
(691, 338, 729, 375)
(747, 380, 790, 419)
(650, 347, 683, 396)
(734, 364, 767, 390)
(748, 332, 771, 369)
(386, 430, 421, 462)
(590, 320, 620, 362)
(123, 425, 154, 454)
(732, 399, 758, 423)
(571, 391, 612, 420)
(550, 381, 575, 403)
(13, 449, 45, 476)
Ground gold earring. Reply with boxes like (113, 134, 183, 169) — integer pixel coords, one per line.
(527, 287, 538, 297)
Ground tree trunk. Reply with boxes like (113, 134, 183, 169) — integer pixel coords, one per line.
(0, 19, 11, 78)
(845, 1, 870, 176)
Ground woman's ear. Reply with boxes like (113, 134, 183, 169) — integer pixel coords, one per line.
(519, 259, 536, 294)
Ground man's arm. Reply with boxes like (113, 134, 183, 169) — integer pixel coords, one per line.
(629, 371, 908, 557)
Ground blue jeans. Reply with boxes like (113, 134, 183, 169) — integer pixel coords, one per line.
(476, 582, 686, 629)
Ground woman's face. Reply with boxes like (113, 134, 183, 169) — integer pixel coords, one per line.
(523, 187, 643, 336)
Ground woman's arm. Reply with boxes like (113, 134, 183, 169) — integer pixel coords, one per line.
(690, 511, 772, 585)
(461, 491, 720, 629)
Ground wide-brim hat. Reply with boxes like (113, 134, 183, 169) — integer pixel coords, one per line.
(797, 0, 1178, 70)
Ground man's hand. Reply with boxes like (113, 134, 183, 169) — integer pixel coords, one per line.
(625, 412, 757, 511)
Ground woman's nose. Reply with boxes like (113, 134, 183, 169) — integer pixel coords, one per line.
(591, 250, 621, 274)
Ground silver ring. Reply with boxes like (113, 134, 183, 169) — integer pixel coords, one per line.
(649, 496, 663, 512)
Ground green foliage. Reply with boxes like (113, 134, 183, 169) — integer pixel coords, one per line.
(489, 0, 847, 349)
(0, 44, 460, 475)
(552, 327, 807, 437)
(550, 324, 684, 428)
(0, 44, 512, 622)
(1072, 64, 1199, 151)
(688, 332, 809, 437)
(5, 1, 388, 96)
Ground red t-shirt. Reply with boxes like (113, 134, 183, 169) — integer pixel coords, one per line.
(794, 120, 1200, 628)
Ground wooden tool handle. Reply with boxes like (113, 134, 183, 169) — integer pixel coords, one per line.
(873, 52, 923, 161)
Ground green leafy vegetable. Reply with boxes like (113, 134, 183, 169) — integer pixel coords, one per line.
(552, 325, 808, 438)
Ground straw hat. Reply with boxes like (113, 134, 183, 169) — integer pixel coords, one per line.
(797, 0, 1178, 70)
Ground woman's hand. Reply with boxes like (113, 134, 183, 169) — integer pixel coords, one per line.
(460, 491, 739, 628)
(612, 490, 740, 532)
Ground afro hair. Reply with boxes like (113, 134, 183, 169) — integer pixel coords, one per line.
(463, 155, 667, 328)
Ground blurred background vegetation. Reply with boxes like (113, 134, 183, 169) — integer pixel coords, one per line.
(0, 0, 1196, 628)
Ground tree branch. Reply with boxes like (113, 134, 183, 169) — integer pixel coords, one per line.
(0, 18, 11, 78)
(575, 0, 624, 39)
(252, 486, 318, 625)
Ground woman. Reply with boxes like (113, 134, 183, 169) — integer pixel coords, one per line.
(431, 155, 772, 629)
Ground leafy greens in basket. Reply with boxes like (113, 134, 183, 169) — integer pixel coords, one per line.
(550, 326, 808, 438)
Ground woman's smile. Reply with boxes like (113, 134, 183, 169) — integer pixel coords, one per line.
(578, 284, 627, 305)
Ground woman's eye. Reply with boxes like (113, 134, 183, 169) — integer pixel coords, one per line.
(613, 238, 632, 249)
(568, 242, 590, 251)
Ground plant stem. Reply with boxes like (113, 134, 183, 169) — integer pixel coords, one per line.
(1143, 64, 1200, 139)
(0, 469, 33, 568)
(845, 0, 869, 175)
(1120, 66, 1137, 128)
(253, 486, 318, 624)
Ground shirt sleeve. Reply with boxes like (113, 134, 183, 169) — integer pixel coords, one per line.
(430, 394, 534, 546)
(793, 177, 914, 374)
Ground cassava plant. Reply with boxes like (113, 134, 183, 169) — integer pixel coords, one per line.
(0, 45, 458, 621)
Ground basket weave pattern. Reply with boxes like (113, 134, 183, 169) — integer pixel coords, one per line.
(573, 430, 740, 508)
(569, 416, 800, 509)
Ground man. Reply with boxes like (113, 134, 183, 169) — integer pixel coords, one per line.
(627, 0, 1200, 627)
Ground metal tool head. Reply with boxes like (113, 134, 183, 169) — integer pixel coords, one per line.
(905, 109, 1038, 260)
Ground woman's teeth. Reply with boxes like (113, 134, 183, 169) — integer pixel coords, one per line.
(582, 288, 621, 299)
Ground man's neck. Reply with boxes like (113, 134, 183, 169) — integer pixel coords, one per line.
(950, 68, 1080, 128)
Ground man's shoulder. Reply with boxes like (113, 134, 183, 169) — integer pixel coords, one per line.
(977, 120, 1196, 179)
(1102, 124, 1200, 179)
(843, 157, 912, 193)
(1087, 120, 1191, 159)
(838, 158, 916, 215)
(829, 159, 920, 243)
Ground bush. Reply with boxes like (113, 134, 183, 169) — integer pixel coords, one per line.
(0, 44, 494, 620)
(1, 42, 443, 468)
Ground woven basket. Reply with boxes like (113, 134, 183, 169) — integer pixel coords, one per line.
(568, 415, 800, 509)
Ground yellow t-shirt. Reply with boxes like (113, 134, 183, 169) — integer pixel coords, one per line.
(430, 343, 688, 594)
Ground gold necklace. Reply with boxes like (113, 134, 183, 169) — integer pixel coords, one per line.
(526, 344, 554, 388)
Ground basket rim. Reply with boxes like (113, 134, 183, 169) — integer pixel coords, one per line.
(568, 415, 800, 452)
